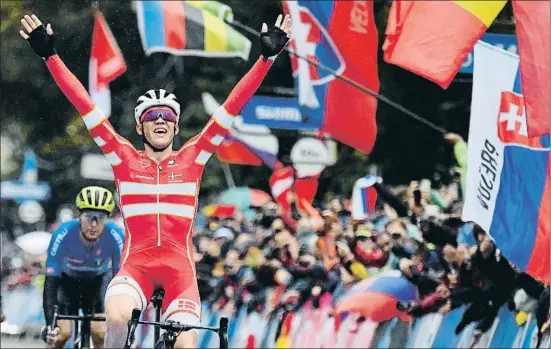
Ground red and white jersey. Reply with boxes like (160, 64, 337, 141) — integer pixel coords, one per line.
(45, 55, 274, 263)
(83, 104, 234, 257)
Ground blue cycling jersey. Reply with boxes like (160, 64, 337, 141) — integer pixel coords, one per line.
(45, 219, 125, 278)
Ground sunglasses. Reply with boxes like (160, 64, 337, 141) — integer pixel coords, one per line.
(82, 211, 108, 222)
(140, 108, 178, 123)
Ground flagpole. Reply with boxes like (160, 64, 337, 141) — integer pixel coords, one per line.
(228, 20, 447, 135)
(221, 163, 236, 188)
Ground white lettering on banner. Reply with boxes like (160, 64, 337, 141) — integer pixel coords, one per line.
(291, 137, 329, 177)
(291, 138, 330, 163)
(255, 106, 302, 122)
(462, 42, 515, 232)
(477, 140, 499, 210)
(349, 1, 370, 34)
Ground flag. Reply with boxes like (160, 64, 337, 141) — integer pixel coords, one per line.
(202, 204, 236, 219)
(383, 0, 506, 88)
(283, 0, 379, 155)
(512, 0, 550, 137)
(201, 93, 279, 167)
(269, 165, 319, 213)
(351, 175, 379, 221)
(186, 0, 233, 22)
(89, 10, 126, 117)
(217, 118, 279, 168)
(336, 270, 419, 323)
(462, 42, 550, 285)
(135, 1, 251, 60)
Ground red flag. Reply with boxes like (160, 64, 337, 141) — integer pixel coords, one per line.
(383, 0, 506, 88)
(89, 10, 126, 117)
(512, 0, 550, 137)
(269, 165, 319, 213)
(202, 204, 236, 219)
(283, 1, 379, 155)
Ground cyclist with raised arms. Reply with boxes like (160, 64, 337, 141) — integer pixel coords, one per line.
(20, 12, 291, 348)
(41, 186, 124, 349)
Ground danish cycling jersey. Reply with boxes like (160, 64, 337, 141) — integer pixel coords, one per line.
(44, 53, 275, 321)
(46, 219, 125, 278)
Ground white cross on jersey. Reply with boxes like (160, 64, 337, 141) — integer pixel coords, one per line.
(499, 102, 528, 137)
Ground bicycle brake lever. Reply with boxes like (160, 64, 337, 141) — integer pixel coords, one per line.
(52, 305, 59, 330)
(125, 308, 141, 349)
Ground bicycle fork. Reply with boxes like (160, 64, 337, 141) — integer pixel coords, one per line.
(80, 317, 91, 348)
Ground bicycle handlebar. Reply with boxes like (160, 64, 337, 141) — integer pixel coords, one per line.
(124, 308, 229, 349)
(51, 305, 106, 329)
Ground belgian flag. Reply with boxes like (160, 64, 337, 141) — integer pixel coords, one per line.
(135, 1, 251, 60)
(383, 0, 507, 88)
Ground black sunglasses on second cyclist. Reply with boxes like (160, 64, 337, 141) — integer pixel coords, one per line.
(81, 211, 108, 222)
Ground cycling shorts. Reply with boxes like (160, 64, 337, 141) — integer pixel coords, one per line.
(105, 245, 201, 326)
(57, 273, 111, 315)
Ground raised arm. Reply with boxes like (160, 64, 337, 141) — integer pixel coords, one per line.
(185, 14, 292, 160)
(20, 14, 136, 166)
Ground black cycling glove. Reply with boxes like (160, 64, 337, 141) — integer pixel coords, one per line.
(26, 24, 56, 60)
(260, 26, 289, 61)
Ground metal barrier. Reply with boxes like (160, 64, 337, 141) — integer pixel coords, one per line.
(2, 283, 548, 348)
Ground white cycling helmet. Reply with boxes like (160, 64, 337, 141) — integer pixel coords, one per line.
(134, 89, 181, 124)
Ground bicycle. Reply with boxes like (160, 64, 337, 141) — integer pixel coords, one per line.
(51, 305, 106, 348)
(123, 288, 229, 349)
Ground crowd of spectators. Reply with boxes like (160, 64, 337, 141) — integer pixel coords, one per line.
(1, 133, 549, 347)
(192, 174, 550, 347)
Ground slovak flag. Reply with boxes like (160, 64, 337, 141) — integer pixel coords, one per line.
(282, 1, 379, 155)
(201, 93, 279, 168)
(217, 117, 279, 168)
(462, 42, 550, 285)
(89, 10, 126, 117)
(351, 175, 379, 221)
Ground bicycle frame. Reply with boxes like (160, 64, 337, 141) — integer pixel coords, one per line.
(124, 308, 229, 349)
(52, 305, 106, 348)
(150, 288, 165, 345)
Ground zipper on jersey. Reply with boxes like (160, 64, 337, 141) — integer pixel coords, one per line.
(157, 164, 161, 247)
